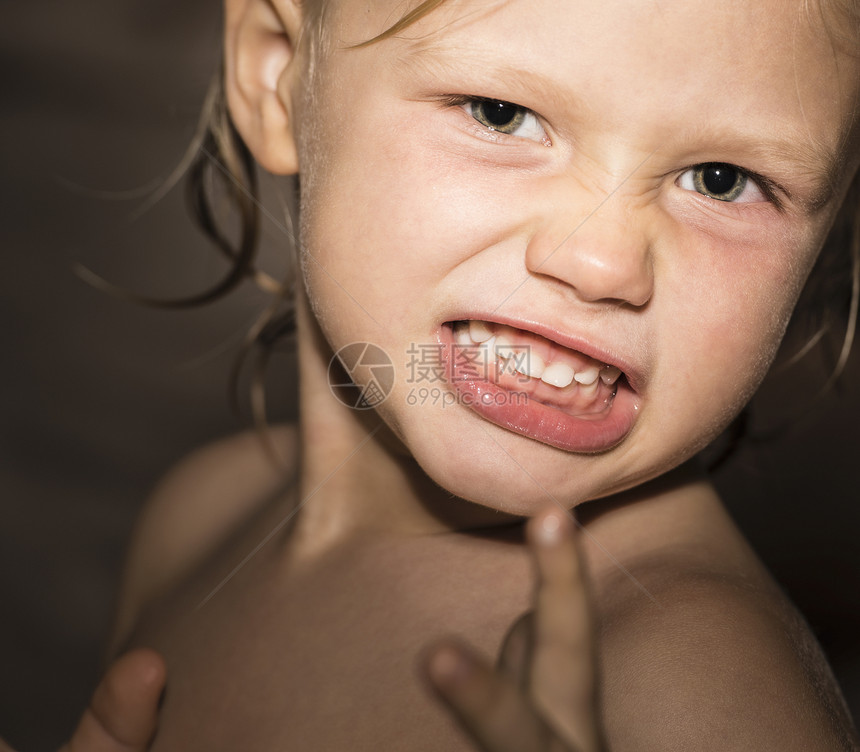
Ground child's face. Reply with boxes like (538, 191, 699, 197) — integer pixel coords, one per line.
(287, 0, 858, 511)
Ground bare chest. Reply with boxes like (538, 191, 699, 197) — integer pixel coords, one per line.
(133, 531, 531, 751)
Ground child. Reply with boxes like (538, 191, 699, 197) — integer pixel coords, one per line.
(20, 0, 860, 748)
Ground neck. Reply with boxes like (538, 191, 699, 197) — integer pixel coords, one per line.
(287, 290, 520, 560)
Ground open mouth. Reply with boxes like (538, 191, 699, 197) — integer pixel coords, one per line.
(441, 320, 639, 453)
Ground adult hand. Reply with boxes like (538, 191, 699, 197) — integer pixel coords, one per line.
(0, 648, 165, 752)
(424, 507, 606, 752)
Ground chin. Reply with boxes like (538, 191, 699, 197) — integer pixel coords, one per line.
(400, 421, 608, 515)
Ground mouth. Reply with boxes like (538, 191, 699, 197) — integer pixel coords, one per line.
(440, 320, 640, 453)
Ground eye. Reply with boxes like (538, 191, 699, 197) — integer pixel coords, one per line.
(678, 163, 766, 203)
(463, 98, 548, 143)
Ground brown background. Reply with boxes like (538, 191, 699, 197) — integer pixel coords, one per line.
(2, 2, 859, 749)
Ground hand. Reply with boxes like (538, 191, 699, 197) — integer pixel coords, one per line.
(0, 648, 166, 752)
(423, 507, 606, 752)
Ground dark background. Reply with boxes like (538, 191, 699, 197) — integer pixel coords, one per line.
(2, 2, 859, 749)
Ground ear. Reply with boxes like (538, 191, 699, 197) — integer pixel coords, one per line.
(224, 0, 302, 174)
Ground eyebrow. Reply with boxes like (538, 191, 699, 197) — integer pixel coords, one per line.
(396, 42, 844, 212)
(397, 41, 586, 116)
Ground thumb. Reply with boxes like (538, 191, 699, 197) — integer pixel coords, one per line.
(60, 648, 166, 752)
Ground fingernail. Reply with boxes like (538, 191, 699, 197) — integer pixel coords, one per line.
(538, 510, 563, 544)
(428, 644, 471, 686)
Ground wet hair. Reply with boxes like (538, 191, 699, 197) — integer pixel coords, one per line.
(184, 0, 860, 440)
(180, 0, 473, 426)
(183, 0, 452, 308)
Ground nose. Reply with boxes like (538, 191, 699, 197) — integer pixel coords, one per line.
(525, 191, 655, 308)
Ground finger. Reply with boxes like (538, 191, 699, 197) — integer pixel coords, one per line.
(0, 737, 17, 752)
(423, 638, 572, 752)
(496, 611, 533, 688)
(60, 648, 166, 752)
(527, 507, 601, 752)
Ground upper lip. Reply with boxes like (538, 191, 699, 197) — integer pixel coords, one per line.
(444, 313, 645, 393)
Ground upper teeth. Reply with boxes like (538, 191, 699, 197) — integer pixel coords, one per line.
(454, 322, 622, 390)
(600, 366, 622, 385)
(493, 334, 517, 360)
(541, 363, 575, 388)
(573, 366, 600, 385)
(469, 320, 495, 343)
(515, 352, 545, 379)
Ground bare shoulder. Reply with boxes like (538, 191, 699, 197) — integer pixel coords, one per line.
(107, 425, 298, 656)
(582, 467, 859, 750)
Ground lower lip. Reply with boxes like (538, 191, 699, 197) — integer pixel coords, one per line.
(440, 325, 640, 453)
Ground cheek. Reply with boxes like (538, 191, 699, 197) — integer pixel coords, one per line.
(662, 219, 821, 427)
(298, 117, 516, 341)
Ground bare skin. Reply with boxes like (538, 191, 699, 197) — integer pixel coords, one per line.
(100, 427, 857, 751)
(86, 0, 860, 741)
(20, 0, 860, 748)
(5, 450, 853, 751)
